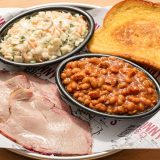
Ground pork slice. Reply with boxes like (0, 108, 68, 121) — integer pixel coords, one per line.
(0, 71, 15, 82)
(0, 75, 30, 122)
(0, 89, 92, 155)
(0, 71, 24, 82)
(27, 75, 71, 113)
(0, 71, 70, 113)
(0, 71, 30, 87)
(0, 84, 11, 122)
(6, 75, 30, 89)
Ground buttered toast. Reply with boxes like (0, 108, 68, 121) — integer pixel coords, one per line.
(88, 0, 160, 69)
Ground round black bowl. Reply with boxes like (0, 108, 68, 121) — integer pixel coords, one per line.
(55, 53, 160, 119)
(0, 6, 94, 67)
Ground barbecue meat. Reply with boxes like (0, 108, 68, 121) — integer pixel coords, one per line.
(0, 88, 91, 155)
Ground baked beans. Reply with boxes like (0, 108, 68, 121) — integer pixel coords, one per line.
(61, 57, 158, 115)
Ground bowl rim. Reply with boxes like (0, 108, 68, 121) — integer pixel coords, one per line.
(0, 6, 94, 67)
(55, 53, 160, 119)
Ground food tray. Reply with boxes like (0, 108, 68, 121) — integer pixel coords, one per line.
(0, 3, 120, 160)
(1, 2, 160, 160)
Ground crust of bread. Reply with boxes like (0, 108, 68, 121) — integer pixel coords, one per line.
(88, 0, 160, 70)
(104, 0, 160, 25)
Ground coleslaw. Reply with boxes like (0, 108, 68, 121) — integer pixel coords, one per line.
(0, 11, 88, 63)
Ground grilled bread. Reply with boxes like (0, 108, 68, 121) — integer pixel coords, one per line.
(88, 0, 160, 69)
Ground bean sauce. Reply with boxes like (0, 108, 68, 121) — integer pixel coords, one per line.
(61, 57, 158, 115)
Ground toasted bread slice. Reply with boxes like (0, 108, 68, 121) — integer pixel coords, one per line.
(88, 0, 160, 69)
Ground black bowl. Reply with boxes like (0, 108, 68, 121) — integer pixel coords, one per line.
(55, 53, 160, 119)
(0, 6, 94, 67)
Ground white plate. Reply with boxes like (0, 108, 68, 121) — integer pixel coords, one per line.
(0, 3, 121, 160)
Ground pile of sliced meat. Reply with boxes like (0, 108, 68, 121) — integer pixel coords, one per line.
(0, 71, 92, 155)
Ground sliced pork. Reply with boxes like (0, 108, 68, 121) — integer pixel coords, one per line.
(0, 71, 92, 155)
(0, 75, 30, 122)
(0, 88, 91, 155)
(6, 75, 30, 90)
(0, 84, 11, 122)
(0, 71, 70, 113)
(0, 70, 15, 82)
(27, 75, 71, 113)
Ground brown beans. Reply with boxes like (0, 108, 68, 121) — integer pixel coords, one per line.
(109, 96, 117, 104)
(138, 103, 145, 111)
(128, 96, 140, 103)
(118, 82, 127, 89)
(128, 86, 139, 94)
(77, 96, 84, 103)
(66, 85, 73, 93)
(127, 70, 136, 77)
(78, 92, 84, 97)
(121, 88, 128, 95)
(88, 90, 100, 99)
(108, 56, 116, 61)
(122, 68, 136, 77)
(126, 102, 135, 111)
(82, 90, 88, 94)
(89, 102, 94, 108)
(147, 88, 154, 94)
(69, 61, 77, 68)
(110, 66, 119, 74)
(85, 67, 93, 75)
(101, 69, 107, 75)
(102, 85, 112, 92)
(73, 92, 79, 98)
(140, 97, 152, 106)
(61, 57, 158, 115)
(98, 95, 107, 103)
(144, 99, 152, 106)
(73, 72, 85, 81)
(128, 110, 137, 115)
(66, 62, 72, 68)
(99, 61, 109, 68)
(70, 81, 77, 90)
(100, 90, 109, 96)
(63, 78, 71, 85)
(61, 73, 67, 79)
(125, 77, 132, 83)
(106, 106, 113, 114)
(71, 68, 81, 74)
(98, 77, 105, 87)
(92, 100, 99, 106)
(89, 57, 99, 65)
(82, 77, 90, 83)
(95, 103, 106, 112)
(90, 77, 97, 88)
(65, 69, 72, 77)
(80, 83, 90, 90)
(117, 106, 125, 114)
(117, 95, 125, 105)
(77, 61, 87, 68)
(84, 99, 90, 105)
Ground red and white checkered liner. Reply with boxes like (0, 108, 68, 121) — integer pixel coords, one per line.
(0, 16, 5, 27)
